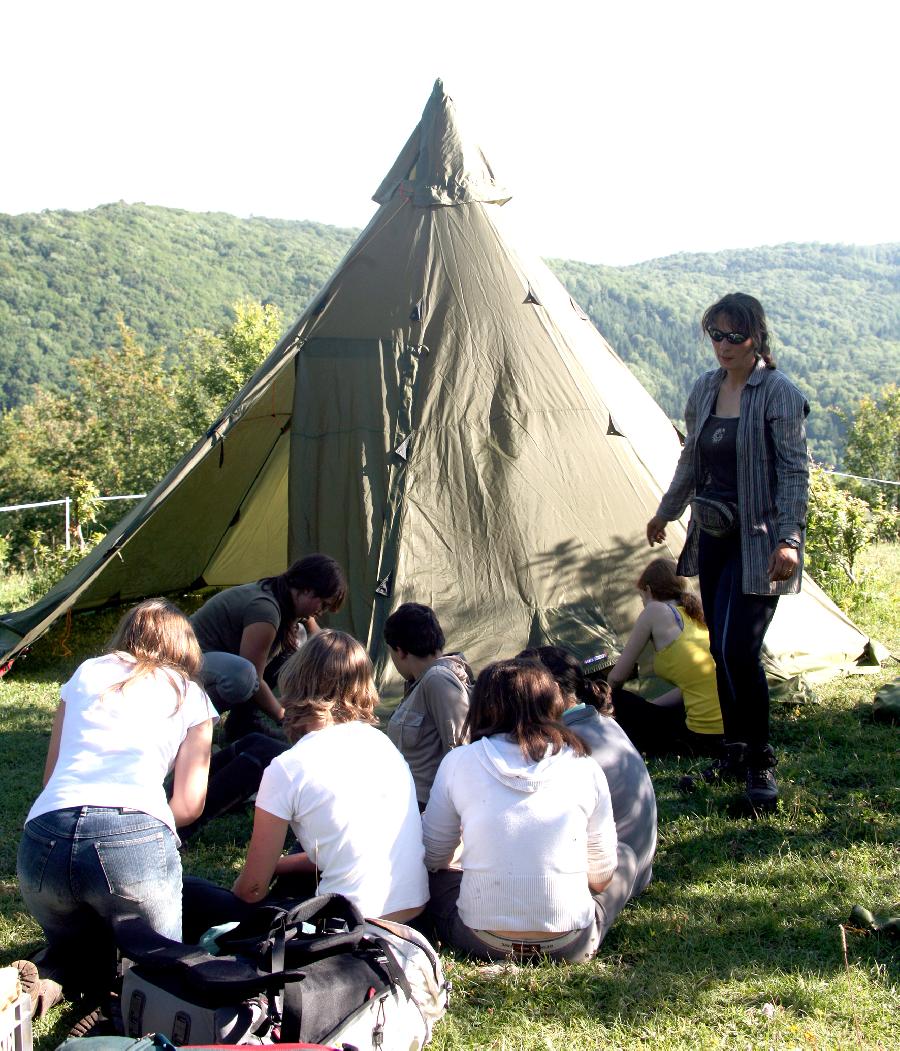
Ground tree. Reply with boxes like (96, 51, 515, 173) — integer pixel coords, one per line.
(842, 384, 900, 509)
(805, 465, 879, 600)
(0, 302, 285, 562)
(0, 320, 191, 554)
(177, 300, 283, 435)
(68, 319, 194, 494)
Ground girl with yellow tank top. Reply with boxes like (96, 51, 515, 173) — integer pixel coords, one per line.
(606, 559, 724, 756)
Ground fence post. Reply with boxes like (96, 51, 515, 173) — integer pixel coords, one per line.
(64, 497, 71, 552)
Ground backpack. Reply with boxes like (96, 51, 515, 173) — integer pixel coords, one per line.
(116, 894, 449, 1049)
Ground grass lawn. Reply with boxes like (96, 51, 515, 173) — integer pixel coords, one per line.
(1, 548, 897, 1050)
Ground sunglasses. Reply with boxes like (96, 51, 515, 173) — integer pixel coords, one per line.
(707, 327, 749, 345)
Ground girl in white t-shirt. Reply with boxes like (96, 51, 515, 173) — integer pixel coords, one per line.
(17, 599, 215, 1001)
(184, 630, 427, 934)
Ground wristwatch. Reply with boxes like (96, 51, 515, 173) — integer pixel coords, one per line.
(779, 537, 801, 550)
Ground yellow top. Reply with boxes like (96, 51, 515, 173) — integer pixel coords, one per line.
(653, 606, 724, 736)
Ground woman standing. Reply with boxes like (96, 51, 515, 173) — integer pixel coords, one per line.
(646, 293, 809, 810)
(422, 660, 617, 962)
(605, 558, 723, 757)
(17, 600, 215, 999)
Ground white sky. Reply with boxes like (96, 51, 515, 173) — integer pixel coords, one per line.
(3, 0, 897, 265)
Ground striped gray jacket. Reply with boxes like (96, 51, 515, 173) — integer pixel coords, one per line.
(657, 360, 810, 596)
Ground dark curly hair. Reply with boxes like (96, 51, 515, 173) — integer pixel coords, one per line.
(518, 645, 613, 717)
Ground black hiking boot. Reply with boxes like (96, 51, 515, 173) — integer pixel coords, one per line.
(221, 704, 288, 746)
(679, 742, 748, 793)
(744, 745, 779, 811)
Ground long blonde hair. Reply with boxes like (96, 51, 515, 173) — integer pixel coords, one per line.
(278, 630, 378, 743)
(105, 598, 203, 711)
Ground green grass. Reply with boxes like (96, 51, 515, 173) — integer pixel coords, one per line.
(0, 569, 34, 615)
(1, 553, 898, 1050)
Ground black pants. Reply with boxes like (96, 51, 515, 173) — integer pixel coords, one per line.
(697, 531, 778, 751)
(178, 733, 288, 842)
(182, 867, 319, 945)
(611, 689, 722, 758)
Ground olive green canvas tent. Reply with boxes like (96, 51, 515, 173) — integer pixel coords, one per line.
(0, 80, 874, 688)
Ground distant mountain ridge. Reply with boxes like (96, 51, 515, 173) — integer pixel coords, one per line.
(1, 203, 897, 464)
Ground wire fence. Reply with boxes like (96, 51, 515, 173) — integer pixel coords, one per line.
(1, 466, 896, 554)
(0, 494, 146, 550)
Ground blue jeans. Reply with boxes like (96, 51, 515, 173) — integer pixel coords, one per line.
(17, 806, 182, 993)
(199, 651, 259, 713)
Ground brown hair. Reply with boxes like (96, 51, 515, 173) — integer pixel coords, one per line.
(702, 292, 776, 369)
(105, 598, 203, 711)
(465, 659, 588, 763)
(637, 558, 706, 626)
(261, 554, 348, 651)
(278, 630, 378, 743)
(517, 645, 613, 717)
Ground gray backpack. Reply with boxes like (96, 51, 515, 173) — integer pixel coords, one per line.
(117, 895, 449, 1049)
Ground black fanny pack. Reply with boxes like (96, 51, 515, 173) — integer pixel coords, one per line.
(690, 496, 738, 538)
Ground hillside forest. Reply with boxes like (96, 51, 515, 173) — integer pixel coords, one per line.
(0, 204, 897, 570)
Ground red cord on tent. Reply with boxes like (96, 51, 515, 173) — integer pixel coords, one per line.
(56, 609, 74, 658)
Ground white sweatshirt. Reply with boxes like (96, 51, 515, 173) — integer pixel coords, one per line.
(422, 734, 617, 932)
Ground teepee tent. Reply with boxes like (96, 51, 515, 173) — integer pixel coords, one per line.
(0, 81, 873, 687)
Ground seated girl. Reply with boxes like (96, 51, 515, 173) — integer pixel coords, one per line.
(606, 558, 724, 756)
(183, 630, 428, 937)
(422, 659, 617, 963)
(17, 599, 215, 1001)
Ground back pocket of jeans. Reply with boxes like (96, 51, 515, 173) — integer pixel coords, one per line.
(17, 823, 57, 894)
(94, 830, 168, 903)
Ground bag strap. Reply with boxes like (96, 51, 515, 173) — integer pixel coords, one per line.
(364, 935, 414, 1003)
(365, 917, 443, 976)
(220, 893, 367, 960)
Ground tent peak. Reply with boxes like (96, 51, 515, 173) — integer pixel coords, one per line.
(373, 79, 510, 208)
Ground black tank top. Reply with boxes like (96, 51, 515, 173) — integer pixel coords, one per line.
(698, 415, 738, 502)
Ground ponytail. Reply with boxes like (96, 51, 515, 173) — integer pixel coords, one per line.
(638, 558, 706, 626)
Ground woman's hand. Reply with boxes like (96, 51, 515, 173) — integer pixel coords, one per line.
(768, 543, 799, 583)
(646, 515, 668, 546)
(232, 807, 290, 903)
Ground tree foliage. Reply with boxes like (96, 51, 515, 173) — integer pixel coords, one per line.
(842, 384, 900, 509)
(0, 204, 897, 466)
(0, 304, 280, 558)
(0, 204, 353, 410)
(805, 465, 898, 604)
(178, 300, 284, 435)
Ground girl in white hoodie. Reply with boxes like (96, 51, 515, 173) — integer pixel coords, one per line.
(422, 659, 617, 962)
